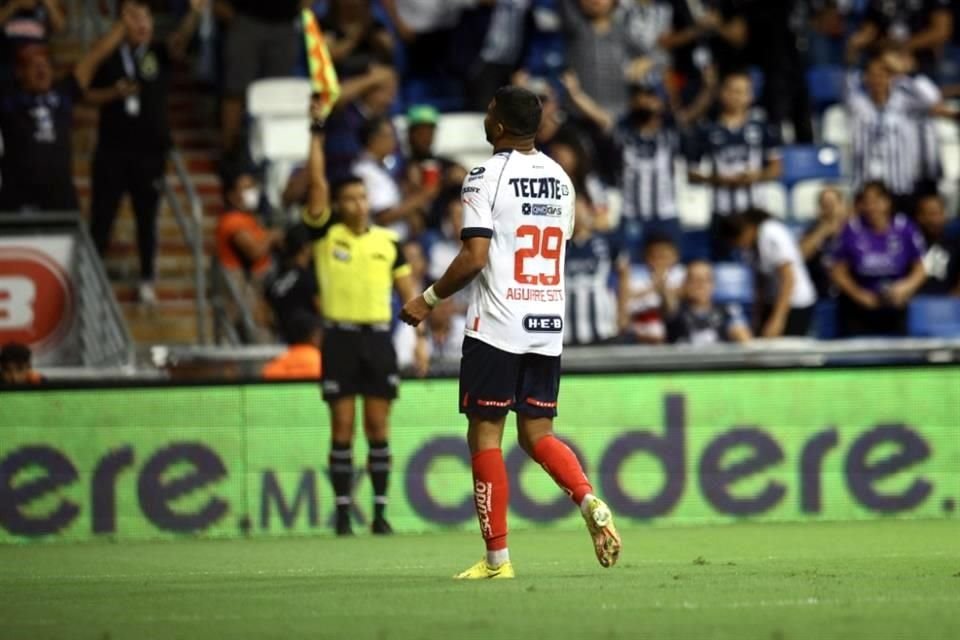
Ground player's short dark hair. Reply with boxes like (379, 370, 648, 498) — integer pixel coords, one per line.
(330, 176, 366, 201)
(856, 180, 891, 203)
(0, 342, 32, 368)
(493, 86, 542, 137)
(285, 311, 321, 345)
(359, 116, 391, 148)
(219, 155, 256, 201)
(642, 231, 678, 254)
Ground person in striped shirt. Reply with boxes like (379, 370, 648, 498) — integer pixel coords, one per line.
(687, 70, 783, 259)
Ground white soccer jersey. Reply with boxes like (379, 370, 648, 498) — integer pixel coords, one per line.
(459, 150, 576, 356)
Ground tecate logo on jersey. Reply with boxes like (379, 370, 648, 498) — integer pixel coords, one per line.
(508, 177, 568, 200)
(523, 315, 563, 333)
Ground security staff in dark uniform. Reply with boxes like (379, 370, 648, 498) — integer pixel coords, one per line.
(87, 0, 205, 303)
(304, 94, 428, 536)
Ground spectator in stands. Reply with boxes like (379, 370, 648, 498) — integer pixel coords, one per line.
(265, 224, 320, 344)
(464, 0, 531, 110)
(666, 260, 752, 344)
(847, 0, 953, 77)
(805, 0, 859, 66)
(427, 188, 463, 282)
(843, 51, 955, 214)
(216, 164, 282, 342)
(321, 0, 394, 78)
(87, 0, 206, 305)
(324, 64, 398, 182)
(0, 0, 66, 69)
(914, 193, 960, 295)
(557, 0, 651, 115)
(0, 21, 125, 213)
(687, 70, 782, 259)
(548, 137, 610, 229)
(0, 341, 42, 385)
(625, 232, 684, 344)
(403, 104, 466, 226)
(352, 116, 438, 241)
(830, 181, 927, 337)
(667, 0, 748, 81)
(564, 194, 629, 345)
(800, 185, 849, 299)
(740, 0, 814, 142)
(381, 0, 480, 78)
(395, 297, 462, 372)
(262, 310, 323, 380)
(720, 208, 818, 337)
(216, 0, 301, 152)
(563, 71, 717, 252)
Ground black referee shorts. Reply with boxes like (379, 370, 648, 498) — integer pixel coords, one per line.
(458, 336, 561, 420)
(321, 326, 399, 401)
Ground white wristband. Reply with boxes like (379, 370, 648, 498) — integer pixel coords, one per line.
(422, 285, 442, 308)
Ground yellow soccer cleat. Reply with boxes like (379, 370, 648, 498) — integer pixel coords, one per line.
(582, 497, 622, 568)
(453, 559, 515, 580)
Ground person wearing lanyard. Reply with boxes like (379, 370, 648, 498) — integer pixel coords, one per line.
(303, 94, 428, 536)
(86, 0, 207, 305)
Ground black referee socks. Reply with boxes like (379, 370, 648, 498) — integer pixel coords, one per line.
(367, 440, 391, 520)
(328, 442, 353, 519)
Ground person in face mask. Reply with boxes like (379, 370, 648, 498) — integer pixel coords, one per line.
(216, 164, 283, 342)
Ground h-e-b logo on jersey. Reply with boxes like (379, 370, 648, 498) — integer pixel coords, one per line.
(523, 315, 563, 333)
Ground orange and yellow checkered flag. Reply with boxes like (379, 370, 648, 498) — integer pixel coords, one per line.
(303, 8, 341, 118)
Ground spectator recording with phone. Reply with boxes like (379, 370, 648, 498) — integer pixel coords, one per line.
(831, 181, 927, 337)
(0, 19, 125, 212)
(87, 0, 206, 305)
(800, 185, 849, 299)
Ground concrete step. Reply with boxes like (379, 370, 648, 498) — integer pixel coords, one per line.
(121, 300, 213, 344)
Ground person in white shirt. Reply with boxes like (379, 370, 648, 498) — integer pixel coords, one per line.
(719, 208, 818, 338)
(400, 85, 620, 579)
(351, 116, 437, 241)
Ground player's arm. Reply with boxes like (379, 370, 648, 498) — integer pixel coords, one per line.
(905, 8, 952, 54)
(399, 236, 490, 327)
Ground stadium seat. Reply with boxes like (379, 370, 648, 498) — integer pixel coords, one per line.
(780, 145, 842, 189)
(712, 262, 753, 305)
(807, 65, 845, 111)
(758, 182, 789, 218)
(935, 117, 960, 145)
(396, 112, 488, 169)
(247, 78, 313, 120)
(908, 296, 960, 338)
(821, 105, 850, 169)
(681, 229, 710, 261)
(813, 299, 837, 339)
(941, 141, 960, 183)
(676, 183, 711, 229)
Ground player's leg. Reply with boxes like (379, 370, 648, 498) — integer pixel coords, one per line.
(321, 327, 362, 535)
(454, 337, 518, 579)
(362, 396, 393, 534)
(359, 329, 400, 534)
(326, 396, 357, 536)
(515, 355, 621, 568)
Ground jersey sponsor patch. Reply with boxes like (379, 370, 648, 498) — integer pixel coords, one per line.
(521, 202, 563, 217)
(523, 314, 563, 333)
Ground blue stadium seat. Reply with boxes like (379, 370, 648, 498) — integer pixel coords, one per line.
(681, 229, 711, 262)
(806, 65, 845, 111)
(749, 66, 765, 97)
(712, 263, 753, 305)
(813, 299, 837, 340)
(781, 145, 842, 189)
(908, 296, 960, 338)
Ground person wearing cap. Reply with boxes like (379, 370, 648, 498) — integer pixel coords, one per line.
(262, 311, 323, 380)
(404, 103, 466, 229)
(0, 17, 127, 212)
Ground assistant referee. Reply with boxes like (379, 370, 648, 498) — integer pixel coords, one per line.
(304, 95, 428, 536)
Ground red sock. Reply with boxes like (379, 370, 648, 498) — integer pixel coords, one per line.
(531, 435, 593, 504)
(471, 448, 508, 551)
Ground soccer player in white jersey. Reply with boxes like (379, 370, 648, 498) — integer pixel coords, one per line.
(401, 86, 621, 579)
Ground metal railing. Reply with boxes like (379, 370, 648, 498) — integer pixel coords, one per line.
(209, 258, 260, 346)
(161, 149, 209, 344)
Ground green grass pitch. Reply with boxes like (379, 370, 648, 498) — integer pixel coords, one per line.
(1, 520, 957, 640)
